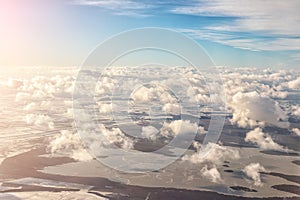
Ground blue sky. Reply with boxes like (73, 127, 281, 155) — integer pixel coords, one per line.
(0, 0, 299, 68)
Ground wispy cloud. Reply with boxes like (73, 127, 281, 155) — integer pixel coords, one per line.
(172, 0, 300, 51)
(171, 0, 300, 36)
(72, 0, 300, 52)
(72, 0, 155, 17)
(179, 28, 300, 51)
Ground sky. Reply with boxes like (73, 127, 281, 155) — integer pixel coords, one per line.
(0, 0, 299, 68)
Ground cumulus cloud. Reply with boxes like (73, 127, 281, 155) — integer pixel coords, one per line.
(20, 75, 74, 98)
(141, 126, 159, 140)
(292, 105, 300, 117)
(161, 120, 199, 138)
(95, 76, 118, 95)
(287, 77, 300, 89)
(183, 142, 240, 166)
(200, 165, 223, 183)
(183, 142, 239, 183)
(23, 102, 37, 111)
(131, 84, 177, 104)
(78, 124, 135, 156)
(5, 78, 23, 88)
(98, 124, 134, 149)
(141, 120, 205, 141)
(162, 103, 181, 115)
(245, 128, 284, 150)
(243, 163, 266, 186)
(292, 128, 300, 136)
(98, 103, 112, 114)
(49, 130, 93, 162)
(168, 120, 198, 135)
(16, 92, 31, 102)
(25, 114, 54, 130)
(229, 91, 289, 128)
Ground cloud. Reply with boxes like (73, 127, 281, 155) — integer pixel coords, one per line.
(25, 114, 54, 130)
(141, 126, 159, 140)
(98, 103, 112, 114)
(229, 91, 289, 128)
(200, 165, 223, 183)
(48, 130, 93, 162)
(180, 29, 300, 52)
(23, 102, 37, 111)
(183, 142, 240, 166)
(186, 86, 211, 104)
(20, 75, 74, 98)
(81, 124, 135, 155)
(5, 78, 23, 89)
(172, 0, 300, 51)
(95, 76, 118, 95)
(15, 92, 31, 102)
(292, 128, 300, 136)
(141, 120, 205, 141)
(243, 163, 266, 186)
(72, 0, 299, 51)
(173, 0, 300, 52)
(162, 103, 181, 115)
(245, 127, 284, 150)
(183, 142, 239, 183)
(130, 84, 177, 104)
(292, 105, 300, 117)
(72, 0, 154, 17)
(287, 77, 300, 89)
(161, 120, 199, 137)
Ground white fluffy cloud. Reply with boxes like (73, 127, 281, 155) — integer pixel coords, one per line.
(50, 127, 132, 163)
(183, 142, 240, 166)
(16, 92, 31, 102)
(131, 84, 177, 104)
(245, 128, 284, 150)
(95, 76, 118, 95)
(162, 103, 181, 115)
(229, 91, 289, 128)
(98, 103, 112, 114)
(25, 114, 54, 130)
(200, 165, 223, 183)
(23, 102, 37, 111)
(98, 124, 134, 149)
(287, 77, 300, 89)
(183, 142, 239, 183)
(141, 120, 205, 141)
(292, 105, 300, 117)
(292, 128, 300, 136)
(243, 163, 266, 186)
(168, 120, 198, 135)
(161, 120, 199, 138)
(21, 75, 74, 96)
(5, 78, 23, 88)
(49, 130, 93, 162)
(141, 126, 159, 140)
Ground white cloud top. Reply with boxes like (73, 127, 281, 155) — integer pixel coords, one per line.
(243, 163, 266, 186)
(245, 128, 284, 151)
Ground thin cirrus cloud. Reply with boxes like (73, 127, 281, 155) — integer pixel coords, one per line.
(170, 0, 300, 52)
(72, 0, 300, 54)
(170, 0, 300, 36)
(72, 0, 156, 17)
